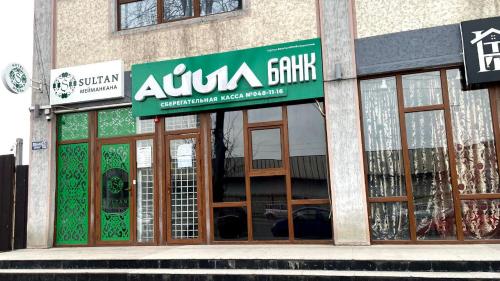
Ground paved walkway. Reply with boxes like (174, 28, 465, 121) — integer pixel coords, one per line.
(0, 244, 499, 261)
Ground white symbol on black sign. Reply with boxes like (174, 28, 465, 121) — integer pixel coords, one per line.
(471, 28, 500, 72)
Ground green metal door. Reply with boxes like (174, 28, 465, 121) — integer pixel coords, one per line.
(100, 143, 131, 242)
(55, 143, 89, 245)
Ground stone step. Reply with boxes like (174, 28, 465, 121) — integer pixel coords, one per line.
(0, 259, 499, 273)
(0, 268, 499, 281)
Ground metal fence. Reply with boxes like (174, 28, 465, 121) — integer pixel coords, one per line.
(0, 155, 28, 251)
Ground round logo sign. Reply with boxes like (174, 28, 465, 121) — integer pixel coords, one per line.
(52, 72, 77, 99)
(2, 63, 29, 94)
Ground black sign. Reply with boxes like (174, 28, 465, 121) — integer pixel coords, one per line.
(31, 141, 48, 150)
(461, 16, 500, 87)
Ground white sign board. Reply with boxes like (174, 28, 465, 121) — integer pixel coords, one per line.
(2, 63, 29, 94)
(50, 60, 124, 105)
(177, 143, 193, 168)
(137, 146, 152, 168)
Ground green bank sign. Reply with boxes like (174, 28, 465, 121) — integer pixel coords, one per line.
(131, 38, 323, 117)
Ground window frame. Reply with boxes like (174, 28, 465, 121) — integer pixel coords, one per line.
(116, 0, 242, 31)
(53, 103, 332, 247)
(358, 67, 500, 244)
(55, 108, 161, 247)
(208, 104, 333, 244)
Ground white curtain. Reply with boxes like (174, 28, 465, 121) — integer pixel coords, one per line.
(361, 78, 409, 240)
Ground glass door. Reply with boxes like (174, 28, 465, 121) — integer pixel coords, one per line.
(97, 141, 133, 244)
(165, 134, 203, 244)
(136, 139, 156, 244)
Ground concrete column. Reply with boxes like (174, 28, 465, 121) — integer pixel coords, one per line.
(27, 0, 55, 248)
(319, 0, 370, 245)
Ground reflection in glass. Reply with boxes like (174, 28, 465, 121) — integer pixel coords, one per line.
(200, 0, 241, 16)
(211, 111, 246, 202)
(251, 177, 288, 240)
(370, 202, 410, 240)
(292, 205, 332, 240)
(403, 71, 443, 107)
(462, 199, 500, 240)
(251, 129, 282, 169)
(136, 139, 154, 243)
(213, 207, 248, 240)
(164, 0, 193, 20)
(288, 103, 329, 199)
(360, 78, 406, 197)
(165, 115, 199, 131)
(120, 0, 157, 30)
(248, 106, 282, 123)
(448, 69, 500, 194)
(406, 110, 456, 240)
(170, 138, 198, 239)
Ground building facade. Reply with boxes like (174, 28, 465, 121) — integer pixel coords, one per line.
(355, 0, 500, 243)
(27, 0, 500, 248)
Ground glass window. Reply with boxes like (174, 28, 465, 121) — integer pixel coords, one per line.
(136, 118, 155, 134)
(403, 71, 443, 107)
(164, 0, 193, 20)
(169, 138, 199, 239)
(136, 139, 155, 243)
(462, 199, 500, 240)
(405, 110, 456, 240)
(361, 70, 500, 242)
(119, 0, 242, 30)
(251, 176, 288, 240)
(448, 69, 500, 194)
(98, 108, 136, 138)
(292, 205, 332, 240)
(201, 0, 241, 16)
(251, 128, 282, 169)
(287, 103, 329, 199)
(360, 78, 406, 197)
(247, 106, 282, 123)
(211, 103, 333, 243)
(213, 207, 248, 240)
(211, 111, 246, 202)
(57, 112, 89, 141)
(165, 115, 199, 131)
(98, 108, 153, 138)
(119, 0, 157, 30)
(370, 202, 410, 240)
